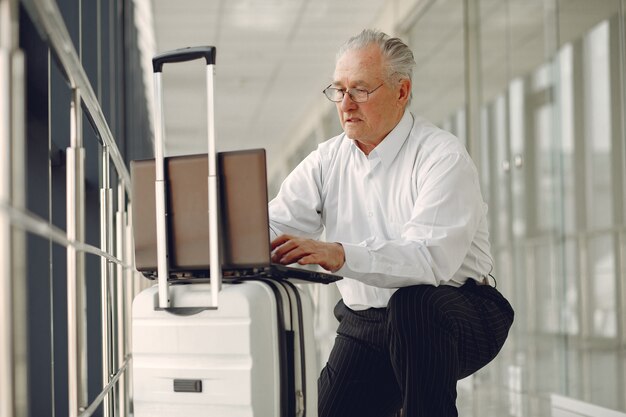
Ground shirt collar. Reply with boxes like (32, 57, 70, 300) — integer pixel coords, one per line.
(351, 110, 414, 169)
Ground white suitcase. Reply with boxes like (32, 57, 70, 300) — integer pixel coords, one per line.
(131, 46, 318, 417)
(132, 280, 318, 417)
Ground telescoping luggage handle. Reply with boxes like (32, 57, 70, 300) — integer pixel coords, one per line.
(152, 46, 221, 311)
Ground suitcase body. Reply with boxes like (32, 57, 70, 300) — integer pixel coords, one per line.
(131, 46, 319, 416)
(132, 280, 318, 417)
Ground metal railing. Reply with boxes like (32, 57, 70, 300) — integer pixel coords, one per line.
(1, 0, 148, 416)
(1, 1, 28, 416)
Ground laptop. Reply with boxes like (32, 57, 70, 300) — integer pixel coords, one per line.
(131, 149, 342, 284)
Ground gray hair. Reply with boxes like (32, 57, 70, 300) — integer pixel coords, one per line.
(337, 29, 415, 89)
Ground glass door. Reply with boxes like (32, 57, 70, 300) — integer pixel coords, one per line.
(479, 0, 626, 413)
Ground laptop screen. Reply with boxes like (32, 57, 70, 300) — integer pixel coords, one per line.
(132, 149, 272, 275)
(219, 149, 272, 268)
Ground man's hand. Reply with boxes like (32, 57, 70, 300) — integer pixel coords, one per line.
(271, 234, 345, 273)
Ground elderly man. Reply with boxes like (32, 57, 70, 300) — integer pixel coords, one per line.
(269, 29, 514, 417)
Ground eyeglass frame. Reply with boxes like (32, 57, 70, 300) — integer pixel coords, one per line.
(322, 82, 385, 103)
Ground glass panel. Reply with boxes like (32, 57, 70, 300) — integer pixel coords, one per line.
(479, 93, 510, 262)
(567, 346, 625, 411)
(454, 108, 467, 146)
(493, 95, 510, 246)
(443, 0, 626, 414)
(583, 21, 613, 230)
(479, 106, 491, 209)
(508, 78, 526, 238)
(562, 238, 580, 335)
(557, 43, 577, 235)
(534, 241, 560, 333)
(532, 63, 557, 233)
(588, 234, 617, 338)
(589, 349, 623, 409)
(408, 0, 465, 129)
(479, 0, 567, 412)
(555, 3, 624, 408)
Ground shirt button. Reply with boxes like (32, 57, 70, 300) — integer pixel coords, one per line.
(368, 212, 373, 218)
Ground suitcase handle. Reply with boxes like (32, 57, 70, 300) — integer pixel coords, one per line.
(152, 46, 216, 72)
(152, 46, 220, 310)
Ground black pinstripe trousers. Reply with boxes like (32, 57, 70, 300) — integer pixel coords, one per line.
(318, 279, 514, 417)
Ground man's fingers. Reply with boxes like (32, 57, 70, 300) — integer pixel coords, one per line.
(297, 254, 317, 266)
(270, 235, 344, 272)
(271, 236, 308, 264)
(271, 235, 298, 261)
(270, 234, 293, 250)
(278, 245, 312, 265)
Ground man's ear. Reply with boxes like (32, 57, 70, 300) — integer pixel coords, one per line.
(397, 78, 411, 105)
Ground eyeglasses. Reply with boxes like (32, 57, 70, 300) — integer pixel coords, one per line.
(322, 82, 384, 103)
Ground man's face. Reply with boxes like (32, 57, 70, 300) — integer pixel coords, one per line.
(332, 44, 409, 152)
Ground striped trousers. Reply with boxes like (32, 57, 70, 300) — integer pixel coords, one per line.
(318, 279, 514, 417)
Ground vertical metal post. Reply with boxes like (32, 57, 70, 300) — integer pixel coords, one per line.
(67, 87, 88, 417)
(116, 181, 127, 417)
(616, 233, 626, 349)
(0, 16, 14, 417)
(100, 146, 113, 417)
(579, 236, 591, 339)
(0, 58, 11, 417)
(463, 0, 483, 165)
(10, 49, 27, 417)
(0, 1, 27, 416)
(125, 201, 135, 410)
(206, 63, 220, 307)
(153, 72, 170, 308)
(617, 228, 626, 407)
(615, 0, 626, 349)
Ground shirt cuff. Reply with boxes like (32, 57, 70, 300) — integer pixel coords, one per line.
(336, 242, 370, 278)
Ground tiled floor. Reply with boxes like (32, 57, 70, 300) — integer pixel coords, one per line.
(457, 372, 553, 417)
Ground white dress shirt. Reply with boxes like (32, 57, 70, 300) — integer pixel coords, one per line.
(268, 110, 493, 310)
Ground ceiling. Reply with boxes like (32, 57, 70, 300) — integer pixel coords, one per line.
(151, 0, 388, 170)
(149, 0, 619, 174)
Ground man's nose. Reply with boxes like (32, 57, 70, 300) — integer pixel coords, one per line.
(339, 92, 357, 111)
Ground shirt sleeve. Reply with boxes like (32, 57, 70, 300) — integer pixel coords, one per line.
(336, 151, 485, 288)
(268, 150, 325, 241)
